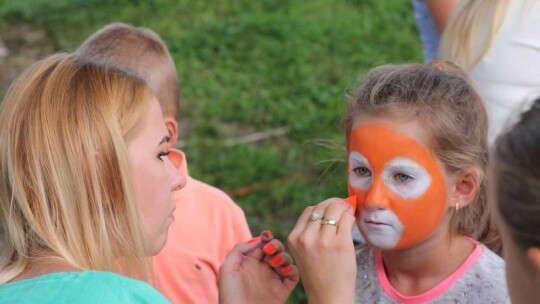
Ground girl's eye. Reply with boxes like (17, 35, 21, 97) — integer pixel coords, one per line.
(394, 172, 413, 183)
(158, 151, 170, 161)
(353, 167, 372, 177)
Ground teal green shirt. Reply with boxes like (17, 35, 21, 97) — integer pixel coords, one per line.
(0, 271, 170, 303)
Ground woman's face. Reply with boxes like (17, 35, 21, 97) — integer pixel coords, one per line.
(348, 117, 451, 250)
(128, 96, 186, 255)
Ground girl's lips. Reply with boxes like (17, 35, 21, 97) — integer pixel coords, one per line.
(365, 220, 390, 226)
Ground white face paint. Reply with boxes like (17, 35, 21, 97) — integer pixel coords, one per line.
(359, 208, 404, 249)
(349, 153, 431, 249)
(349, 153, 431, 199)
(381, 157, 432, 200)
(348, 151, 372, 191)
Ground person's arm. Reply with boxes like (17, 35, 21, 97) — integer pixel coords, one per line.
(219, 230, 299, 304)
(288, 198, 357, 304)
(425, 0, 458, 32)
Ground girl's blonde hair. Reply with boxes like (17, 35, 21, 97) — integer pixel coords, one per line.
(0, 53, 150, 283)
(439, 0, 510, 72)
(345, 61, 501, 252)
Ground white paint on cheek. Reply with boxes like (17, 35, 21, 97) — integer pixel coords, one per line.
(348, 151, 372, 191)
(360, 208, 404, 249)
(382, 157, 431, 200)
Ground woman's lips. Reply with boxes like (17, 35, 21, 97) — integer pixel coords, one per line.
(169, 207, 176, 221)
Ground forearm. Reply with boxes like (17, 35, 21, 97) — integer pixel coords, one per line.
(425, 0, 458, 32)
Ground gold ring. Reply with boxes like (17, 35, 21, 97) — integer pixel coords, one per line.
(321, 219, 338, 226)
(309, 212, 324, 221)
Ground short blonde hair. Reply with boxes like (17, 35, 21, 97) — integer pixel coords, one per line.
(345, 61, 500, 252)
(76, 22, 180, 120)
(0, 53, 150, 283)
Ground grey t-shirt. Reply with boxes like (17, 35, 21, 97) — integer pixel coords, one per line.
(355, 243, 509, 303)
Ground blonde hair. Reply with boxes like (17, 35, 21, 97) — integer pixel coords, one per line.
(345, 61, 501, 252)
(439, 0, 510, 72)
(0, 53, 151, 283)
(77, 22, 179, 119)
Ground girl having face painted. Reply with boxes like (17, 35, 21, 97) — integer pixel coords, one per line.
(289, 61, 509, 303)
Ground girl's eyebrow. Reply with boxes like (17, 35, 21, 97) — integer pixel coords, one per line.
(387, 164, 419, 171)
(158, 135, 171, 146)
(385, 158, 425, 172)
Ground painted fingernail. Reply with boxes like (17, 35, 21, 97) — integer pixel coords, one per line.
(270, 256, 282, 266)
(263, 243, 276, 254)
(281, 265, 292, 274)
(247, 236, 261, 244)
(262, 230, 273, 239)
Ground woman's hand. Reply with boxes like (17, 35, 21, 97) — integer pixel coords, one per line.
(288, 198, 357, 304)
(219, 230, 299, 304)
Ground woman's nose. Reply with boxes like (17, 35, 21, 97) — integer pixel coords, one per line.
(165, 157, 186, 191)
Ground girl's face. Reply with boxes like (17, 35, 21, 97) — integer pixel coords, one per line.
(348, 117, 450, 250)
(128, 96, 186, 255)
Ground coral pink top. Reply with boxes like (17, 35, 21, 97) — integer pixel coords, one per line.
(152, 149, 252, 304)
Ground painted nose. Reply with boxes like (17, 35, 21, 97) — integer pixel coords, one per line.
(165, 156, 186, 192)
(364, 179, 390, 209)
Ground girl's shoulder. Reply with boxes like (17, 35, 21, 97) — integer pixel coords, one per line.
(0, 271, 170, 304)
(472, 244, 506, 278)
(447, 244, 509, 303)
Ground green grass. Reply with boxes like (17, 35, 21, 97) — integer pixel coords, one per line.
(0, 0, 422, 302)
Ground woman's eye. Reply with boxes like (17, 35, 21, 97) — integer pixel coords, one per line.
(394, 172, 413, 183)
(158, 151, 170, 161)
(353, 167, 371, 177)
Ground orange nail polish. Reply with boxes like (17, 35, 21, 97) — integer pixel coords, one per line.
(270, 256, 282, 266)
(263, 243, 275, 254)
(281, 265, 292, 274)
(247, 236, 261, 244)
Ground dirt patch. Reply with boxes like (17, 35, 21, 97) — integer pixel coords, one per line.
(0, 23, 56, 96)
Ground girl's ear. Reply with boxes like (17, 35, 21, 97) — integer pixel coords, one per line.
(450, 167, 480, 209)
(527, 247, 540, 272)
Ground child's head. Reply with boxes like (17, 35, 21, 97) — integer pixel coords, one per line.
(491, 98, 540, 303)
(345, 61, 498, 251)
(77, 22, 180, 147)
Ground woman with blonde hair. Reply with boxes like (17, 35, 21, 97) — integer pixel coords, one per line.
(439, 0, 540, 144)
(0, 53, 298, 303)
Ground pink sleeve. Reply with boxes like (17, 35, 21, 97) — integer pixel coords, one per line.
(152, 175, 252, 304)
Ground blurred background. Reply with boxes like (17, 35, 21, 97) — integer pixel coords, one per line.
(0, 0, 421, 302)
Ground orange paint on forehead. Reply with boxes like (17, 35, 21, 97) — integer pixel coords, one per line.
(348, 123, 447, 249)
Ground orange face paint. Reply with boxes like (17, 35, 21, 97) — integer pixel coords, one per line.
(348, 123, 447, 250)
(345, 195, 358, 213)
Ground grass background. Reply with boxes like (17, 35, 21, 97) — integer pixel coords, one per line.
(0, 0, 422, 302)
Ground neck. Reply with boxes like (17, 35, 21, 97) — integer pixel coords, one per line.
(380, 230, 474, 296)
(10, 257, 80, 283)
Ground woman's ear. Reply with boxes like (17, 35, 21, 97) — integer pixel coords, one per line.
(450, 167, 480, 209)
(164, 117, 179, 149)
(527, 247, 540, 272)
